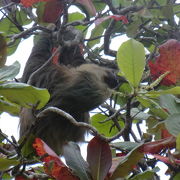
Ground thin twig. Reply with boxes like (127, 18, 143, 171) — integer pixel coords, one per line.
(7, 26, 52, 46)
(0, 2, 15, 11)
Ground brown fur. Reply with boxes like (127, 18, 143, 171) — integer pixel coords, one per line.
(19, 32, 118, 154)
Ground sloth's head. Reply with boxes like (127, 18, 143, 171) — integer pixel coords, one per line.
(77, 63, 121, 90)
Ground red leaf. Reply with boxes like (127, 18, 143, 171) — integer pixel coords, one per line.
(152, 154, 180, 165)
(149, 39, 180, 86)
(20, 0, 51, 7)
(43, 0, 64, 23)
(95, 15, 128, 26)
(33, 138, 79, 180)
(87, 136, 112, 180)
(140, 136, 176, 154)
(161, 128, 173, 139)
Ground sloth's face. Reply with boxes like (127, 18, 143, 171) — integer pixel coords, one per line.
(103, 70, 119, 89)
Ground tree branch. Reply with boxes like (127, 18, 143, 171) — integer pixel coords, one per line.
(37, 106, 131, 143)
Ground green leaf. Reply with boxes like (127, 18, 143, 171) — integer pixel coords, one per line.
(20, 134, 36, 158)
(87, 23, 104, 48)
(0, 17, 20, 55)
(16, 9, 32, 26)
(0, 97, 20, 116)
(115, 82, 132, 106)
(112, 141, 140, 151)
(130, 167, 159, 180)
(63, 142, 90, 180)
(112, 0, 132, 7)
(7, 39, 21, 56)
(146, 118, 165, 140)
(159, 94, 180, 114)
(117, 39, 145, 87)
(0, 61, 20, 82)
(110, 144, 144, 179)
(126, 19, 142, 38)
(165, 113, 180, 137)
(92, 0, 106, 12)
(161, 5, 174, 20)
(174, 4, 180, 18)
(131, 108, 150, 121)
(36, 2, 47, 25)
(147, 87, 180, 96)
(176, 133, 180, 151)
(173, 173, 180, 180)
(0, 82, 50, 109)
(0, 158, 19, 171)
(0, 17, 19, 36)
(0, 33, 7, 67)
(137, 96, 168, 119)
(91, 113, 123, 137)
(68, 12, 86, 31)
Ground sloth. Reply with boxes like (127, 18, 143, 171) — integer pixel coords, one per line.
(19, 28, 119, 155)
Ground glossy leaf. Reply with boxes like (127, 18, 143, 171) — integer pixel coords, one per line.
(91, 113, 123, 137)
(0, 82, 50, 109)
(88, 23, 104, 48)
(0, 61, 20, 82)
(92, 0, 106, 12)
(68, 12, 86, 31)
(112, 141, 140, 151)
(110, 144, 144, 179)
(147, 87, 180, 96)
(0, 158, 19, 171)
(16, 9, 32, 26)
(0, 34, 7, 67)
(0, 17, 20, 55)
(165, 113, 180, 137)
(159, 94, 180, 114)
(137, 96, 168, 119)
(130, 167, 159, 180)
(0, 97, 20, 116)
(87, 136, 112, 180)
(117, 39, 145, 87)
(63, 142, 90, 180)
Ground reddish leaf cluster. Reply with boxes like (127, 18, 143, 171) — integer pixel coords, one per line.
(149, 39, 180, 86)
(33, 138, 79, 180)
(32, 136, 179, 179)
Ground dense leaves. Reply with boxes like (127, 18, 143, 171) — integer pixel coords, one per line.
(0, 0, 180, 179)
